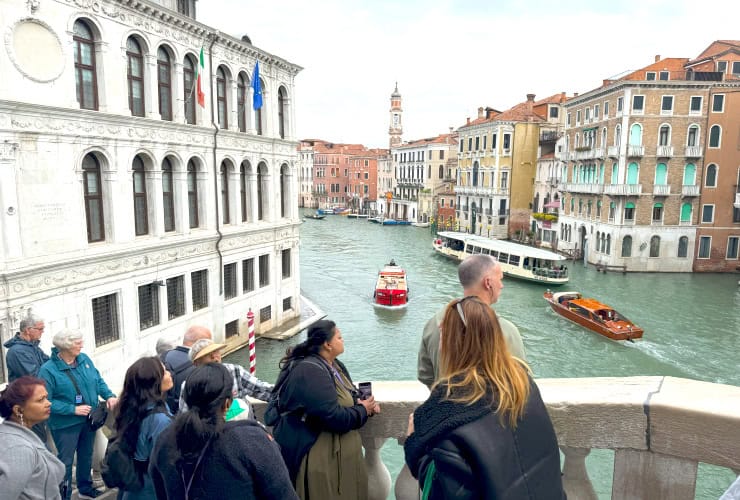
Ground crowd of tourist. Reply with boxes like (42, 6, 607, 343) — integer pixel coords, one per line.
(0, 254, 577, 500)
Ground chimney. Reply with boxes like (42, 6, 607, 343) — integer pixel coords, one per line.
(478, 107, 485, 119)
(654, 54, 661, 63)
(573, 92, 579, 97)
(526, 93, 535, 113)
(466, 117, 471, 125)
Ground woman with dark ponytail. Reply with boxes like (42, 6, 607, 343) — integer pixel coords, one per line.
(111, 357, 173, 499)
(272, 319, 379, 500)
(149, 363, 296, 499)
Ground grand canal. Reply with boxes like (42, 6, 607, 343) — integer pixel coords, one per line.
(228, 210, 740, 498)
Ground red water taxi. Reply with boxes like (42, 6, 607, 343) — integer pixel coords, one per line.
(543, 290, 643, 341)
(373, 261, 408, 308)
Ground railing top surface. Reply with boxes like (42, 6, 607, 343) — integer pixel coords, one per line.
(255, 376, 740, 471)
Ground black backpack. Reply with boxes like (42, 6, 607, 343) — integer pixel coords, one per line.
(101, 408, 164, 491)
(100, 434, 143, 491)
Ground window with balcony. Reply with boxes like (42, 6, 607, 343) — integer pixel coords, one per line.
(632, 95, 644, 114)
(708, 125, 721, 148)
(689, 96, 702, 115)
(698, 236, 711, 259)
(661, 96, 673, 115)
(655, 163, 667, 185)
(658, 125, 670, 146)
(618, 234, 633, 258)
(727, 237, 739, 259)
(624, 202, 635, 222)
(611, 163, 618, 184)
(687, 125, 699, 147)
(626, 162, 639, 185)
(712, 94, 724, 113)
(629, 124, 642, 146)
(475, 136, 480, 150)
(705, 164, 717, 187)
(701, 204, 714, 223)
(92, 293, 120, 347)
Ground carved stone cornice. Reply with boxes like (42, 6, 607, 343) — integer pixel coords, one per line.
(2, 225, 299, 300)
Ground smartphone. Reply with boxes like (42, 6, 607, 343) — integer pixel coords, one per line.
(358, 382, 372, 400)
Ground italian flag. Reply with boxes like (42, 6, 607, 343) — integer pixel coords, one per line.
(196, 46, 205, 108)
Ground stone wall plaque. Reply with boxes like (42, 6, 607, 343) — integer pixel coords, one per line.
(6, 18, 65, 83)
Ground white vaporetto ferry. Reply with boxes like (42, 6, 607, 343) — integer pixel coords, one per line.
(432, 231, 569, 285)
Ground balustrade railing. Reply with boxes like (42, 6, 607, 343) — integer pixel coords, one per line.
(682, 185, 700, 197)
(607, 146, 620, 158)
(653, 184, 671, 196)
(250, 377, 740, 500)
(562, 182, 604, 194)
(656, 145, 674, 157)
(627, 144, 644, 157)
(604, 184, 643, 196)
(685, 145, 703, 157)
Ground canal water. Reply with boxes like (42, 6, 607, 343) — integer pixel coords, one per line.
(227, 210, 740, 499)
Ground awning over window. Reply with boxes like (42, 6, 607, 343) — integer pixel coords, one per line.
(654, 203, 663, 208)
(626, 202, 635, 209)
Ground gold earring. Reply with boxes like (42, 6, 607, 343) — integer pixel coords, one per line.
(17, 411, 24, 427)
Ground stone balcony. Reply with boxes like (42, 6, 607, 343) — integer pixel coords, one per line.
(627, 145, 644, 157)
(562, 182, 604, 194)
(607, 146, 620, 158)
(682, 185, 700, 197)
(656, 145, 674, 157)
(455, 185, 509, 197)
(604, 184, 643, 196)
(653, 184, 671, 196)
(253, 376, 740, 500)
(685, 145, 703, 158)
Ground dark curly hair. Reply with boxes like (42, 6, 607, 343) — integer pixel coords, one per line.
(0, 376, 46, 419)
(279, 319, 337, 368)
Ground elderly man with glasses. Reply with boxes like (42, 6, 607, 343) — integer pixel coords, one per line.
(4, 311, 51, 443)
(417, 254, 526, 389)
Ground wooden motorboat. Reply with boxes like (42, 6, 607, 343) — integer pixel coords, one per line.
(304, 213, 326, 220)
(373, 260, 408, 308)
(543, 290, 643, 341)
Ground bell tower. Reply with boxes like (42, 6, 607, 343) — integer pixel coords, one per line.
(389, 82, 402, 148)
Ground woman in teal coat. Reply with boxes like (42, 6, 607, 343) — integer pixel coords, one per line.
(38, 328, 117, 500)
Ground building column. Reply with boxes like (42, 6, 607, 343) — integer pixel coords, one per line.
(229, 170, 240, 225)
(145, 53, 159, 119)
(0, 142, 21, 259)
(173, 168, 189, 235)
(172, 61, 185, 124)
(148, 170, 164, 236)
(249, 172, 259, 222)
(229, 79, 238, 131)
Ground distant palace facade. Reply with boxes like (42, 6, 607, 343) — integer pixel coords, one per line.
(0, 0, 302, 384)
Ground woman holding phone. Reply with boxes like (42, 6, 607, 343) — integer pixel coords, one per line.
(272, 319, 380, 500)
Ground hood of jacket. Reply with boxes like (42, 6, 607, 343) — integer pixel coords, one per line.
(3, 332, 40, 349)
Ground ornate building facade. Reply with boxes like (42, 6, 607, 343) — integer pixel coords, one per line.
(0, 0, 302, 384)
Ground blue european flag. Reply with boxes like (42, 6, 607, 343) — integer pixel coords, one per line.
(252, 61, 262, 110)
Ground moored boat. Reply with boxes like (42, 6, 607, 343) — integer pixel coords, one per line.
(411, 222, 430, 228)
(432, 231, 569, 285)
(373, 260, 408, 308)
(543, 290, 643, 341)
(304, 213, 326, 220)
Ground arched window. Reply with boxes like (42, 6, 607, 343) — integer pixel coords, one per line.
(237, 74, 248, 132)
(615, 125, 621, 146)
(127, 38, 145, 117)
(606, 234, 611, 255)
(82, 154, 104, 242)
(472, 162, 479, 186)
(621, 235, 632, 257)
(157, 47, 172, 121)
(216, 67, 228, 128)
(652, 203, 663, 222)
(438, 165, 444, 179)
(680, 202, 692, 223)
(655, 163, 667, 185)
(626, 162, 639, 185)
(428, 165, 431, 178)
(658, 125, 670, 146)
(624, 202, 635, 221)
(162, 158, 175, 232)
(683, 163, 696, 186)
(240, 162, 249, 222)
(257, 163, 267, 220)
(687, 125, 699, 147)
(220, 162, 230, 224)
(677, 236, 689, 258)
(183, 55, 196, 124)
(73, 20, 98, 110)
(255, 78, 264, 135)
(709, 125, 721, 148)
(278, 87, 287, 139)
(705, 164, 717, 187)
(650, 235, 661, 257)
(187, 159, 199, 228)
(629, 123, 642, 145)
(132, 156, 148, 235)
(611, 163, 618, 184)
(601, 128, 607, 147)
(280, 164, 289, 218)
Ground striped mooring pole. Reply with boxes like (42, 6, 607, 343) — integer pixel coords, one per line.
(247, 309, 256, 374)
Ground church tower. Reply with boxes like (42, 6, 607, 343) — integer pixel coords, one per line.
(389, 83, 403, 148)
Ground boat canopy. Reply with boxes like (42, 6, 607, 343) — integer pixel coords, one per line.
(437, 231, 566, 262)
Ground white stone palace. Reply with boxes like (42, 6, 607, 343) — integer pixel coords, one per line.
(0, 0, 302, 386)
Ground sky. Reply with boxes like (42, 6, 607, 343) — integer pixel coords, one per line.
(199, 0, 737, 149)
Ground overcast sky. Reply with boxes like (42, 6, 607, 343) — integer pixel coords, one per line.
(199, 0, 737, 149)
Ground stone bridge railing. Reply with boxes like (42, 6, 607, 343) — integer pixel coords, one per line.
(256, 376, 740, 500)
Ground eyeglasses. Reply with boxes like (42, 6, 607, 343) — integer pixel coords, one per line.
(455, 296, 478, 327)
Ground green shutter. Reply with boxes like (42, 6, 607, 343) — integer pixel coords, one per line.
(626, 202, 635, 209)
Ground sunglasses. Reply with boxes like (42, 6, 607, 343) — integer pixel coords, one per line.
(455, 296, 479, 327)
